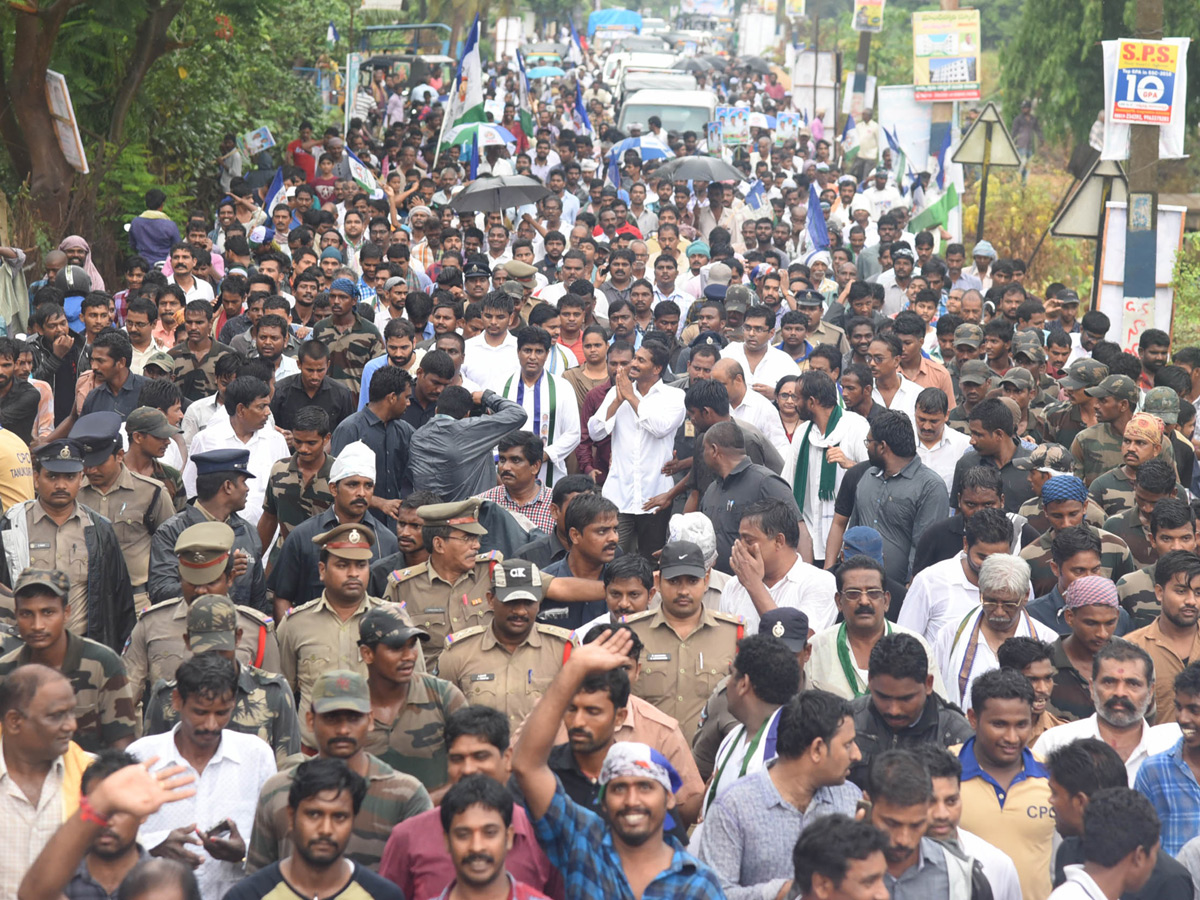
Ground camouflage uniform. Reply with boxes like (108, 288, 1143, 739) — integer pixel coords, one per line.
(312, 315, 385, 392)
(1019, 526, 1137, 598)
(126, 407, 188, 512)
(262, 453, 335, 562)
(1047, 358, 1110, 450)
(1071, 421, 1178, 486)
(1043, 402, 1094, 453)
(1046, 636, 1095, 723)
(246, 670, 433, 873)
(0, 628, 137, 752)
(1017, 496, 1108, 534)
(364, 672, 467, 790)
(149, 459, 187, 513)
(1117, 562, 1160, 632)
(1100, 508, 1156, 568)
(169, 340, 233, 403)
(1089, 466, 1137, 518)
(144, 662, 300, 763)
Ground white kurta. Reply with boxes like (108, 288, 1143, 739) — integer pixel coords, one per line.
(784, 409, 871, 556)
(500, 371, 581, 485)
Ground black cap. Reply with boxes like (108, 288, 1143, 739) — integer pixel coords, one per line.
(69, 411, 123, 467)
(191, 449, 256, 479)
(35, 439, 84, 473)
(658, 541, 707, 579)
(759, 608, 810, 652)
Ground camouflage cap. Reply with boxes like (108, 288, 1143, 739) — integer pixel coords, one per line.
(126, 406, 181, 439)
(500, 280, 524, 300)
(313, 522, 377, 560)
(14, 567, 69, 599)
(954, 324, 983, 348)
(143, 350, 175, 374)
(1014, 343, 1047, 364)
(1060, 358, 1109, 391)
(310, 669, 371, 714)
(1085, 374, 1139, 405)
(358, 606, 430, 647)
(999, 367, 1035, 391)
(1144, 386, 1181, 424)
(725, 284, 753, 313)
(187, 595, 238, 653)
(416, 498, 488, 535)
(175, 522, 235, 585)
(1012, 329, 1044, 349)
(1013, 443, 1073, 472)
(958, 359, 993, 385)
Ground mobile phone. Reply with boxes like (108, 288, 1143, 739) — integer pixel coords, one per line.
(855, 798, 873, 819)
(204, 821, 232, 838)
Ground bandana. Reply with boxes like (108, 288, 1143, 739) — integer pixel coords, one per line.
(1124, 412, 1164, 447)
(687, 240, 710, 257)
(891, 247, 915, 262)
(329, 277, 358, 298)
(1064, 575, 1120, 609)
(59, 235, 105, 291)
(600, 742, 681, 795)
(1041, 475, 1088, 504)
(321, 247, 344, 262)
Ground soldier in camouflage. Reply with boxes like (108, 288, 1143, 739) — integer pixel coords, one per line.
(1145, 386, 1195, 478)
(1044, 358, 1108, 451)
(0, 568, 137, 752)
(312, 278, 385, 392)
(1101, 458, 1183, 567)
(258, 405, 335, 571)
(1012, 341, 1059, 410)
(1071, 375, 1177, 485)
(357, 605, 467, 790)
(123, 406, 187, 512)
(143, 594, 300, 763)
(247, 669, 433, 873)
(1117, 498, 1198, 630)
(1014, 444, 1109, 534)
(947, 359, 994, 436)
(1019, 475, 1136, 597)
(998, 368, 1049, 445)
(1088, 412, 1167, 517)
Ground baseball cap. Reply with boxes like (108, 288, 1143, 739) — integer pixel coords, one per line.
(13, 567, 69, 599)
(1059, 358, 1109, 391)
(958, 359, 993, 386)
(1056, 289, 1081, 306)
(707, 262, 733, 286)
(999, 368, 1035, 391)
(310, 670, 371, 714)
(724, 285, 752, 313)
(759, 608, 809, 652)
(954, 324, 983, 348)
(842, 527, 885, 564)
(1013, 343, 1046, 364)
(658, 541, 708, 579)
(359, 606, 430, 647)
(126, 407, 181, 439)
(1013, 443, 1073, 472)
(143, 351, 175, 374)
(187, 595, 238, 653)
(1143, 386, 1181, 424)
(1085, 374, 1139, 406)
(492, 559, 545, 603)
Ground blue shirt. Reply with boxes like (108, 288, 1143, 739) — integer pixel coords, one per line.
(531, 781, 726, 900)
(1134, 738, 1200, 856)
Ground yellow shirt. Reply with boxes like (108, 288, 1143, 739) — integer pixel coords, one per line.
(0, 427, 32, 510)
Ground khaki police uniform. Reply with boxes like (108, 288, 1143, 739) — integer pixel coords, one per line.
(80, 464, 177, 596)
(624, 606, 744, 739)
(384, 552, 499, 667)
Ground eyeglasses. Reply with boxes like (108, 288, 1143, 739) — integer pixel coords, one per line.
(447, 533, 481, 545)
(841, 589, 886, 602)
(980, 598, 1023, 612)
(865, 355, 890, 364)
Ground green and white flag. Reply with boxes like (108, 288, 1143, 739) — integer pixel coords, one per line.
(909, 184, 959, 232)
(438, 16, 486, 150)
(346, 149, 377, 193)
(516, 51, 535, 140)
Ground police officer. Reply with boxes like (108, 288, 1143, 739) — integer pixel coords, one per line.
(358, 605, 467, 790)
(142, 594, 300, 763)
(623, 540, 744, 739)
(436, 558, 578, 725)
(278, 521, 411, 749)
(124, 521, 281, 712)
(71, 411, 176, 605)
(384, 498, 500, 668)
(0, 438, 133, 652)
(797, 289, 850, 355)
(148, 448, 269, 612)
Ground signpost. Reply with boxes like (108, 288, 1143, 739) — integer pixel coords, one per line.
(951, 101, 1020, 242)
(1049, 159, 1128, 303)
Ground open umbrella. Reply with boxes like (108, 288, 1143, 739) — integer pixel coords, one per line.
(672, 58, 713, 72)
(449, 175, 550, 212)
(445, 122, 517, 148)
(607, 135, 672, 163)
(701, 54, 729, 70)
(527, 65, 566, 79)
(738, 57, 773, 75)
(748, 112, 777, 129)
(654, 155, 747, 183)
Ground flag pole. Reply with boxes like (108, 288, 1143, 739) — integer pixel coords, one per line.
(435, 16, 476, 158)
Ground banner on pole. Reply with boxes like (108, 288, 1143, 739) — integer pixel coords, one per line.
(852, 0, 885, 33)
(912, 10, 981, 102)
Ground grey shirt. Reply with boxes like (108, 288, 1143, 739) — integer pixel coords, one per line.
(693, 764, 861, 900)
(848, 456, 951, 585)
(406, 391, 529, 502)
(949, 442, 1035, 514)
(885, 838, 951, 900)
(701, 457, 800, 574)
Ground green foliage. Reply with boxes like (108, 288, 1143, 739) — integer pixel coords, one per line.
(1170, 233, 1200, 347)
(97, 143, 193, 234)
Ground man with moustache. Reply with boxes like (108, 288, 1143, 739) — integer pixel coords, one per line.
(1127, 550, 1200, 724)
(540, 493, 620, 630)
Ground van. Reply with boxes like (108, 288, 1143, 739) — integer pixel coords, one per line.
(617, 89, 717, 135)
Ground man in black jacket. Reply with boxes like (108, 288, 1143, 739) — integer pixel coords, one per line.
(848, 632, 974, 789)
(30, 300, 87, 425)
(0, 439, 134, 651)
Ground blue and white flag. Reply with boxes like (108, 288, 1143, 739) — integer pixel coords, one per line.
(935, 123, 953, 190)
(326, 21, 339, 44)
(806, 181, 829, 252)
(574, 82, 592, 136)
(469, 132, 480, 180)
(263, 168, 284, 213)
(345, 149, 377, 193)
(567, 19, 585, 66)
(743, 179, 766, 211)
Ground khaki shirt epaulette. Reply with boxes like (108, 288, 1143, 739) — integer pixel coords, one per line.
(390, 561, 429, 583)
(710, 611, 745, 628)
(621, 609, 657, 624)
(443, 624, 488, 650)
(280, 596, 322, 620)
(535, 623, 578, 645)
(137, 597, 179, 619)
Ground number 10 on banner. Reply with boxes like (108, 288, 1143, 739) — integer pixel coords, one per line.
(1111, 39, 1178, 125)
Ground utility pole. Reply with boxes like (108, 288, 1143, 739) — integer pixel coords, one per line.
(1122, 0, 1163, 336)
(930, 0, 958, 215)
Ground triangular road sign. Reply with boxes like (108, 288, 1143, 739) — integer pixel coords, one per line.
(1051, 159, 1128, 239)
(951, 102, 1021, 167)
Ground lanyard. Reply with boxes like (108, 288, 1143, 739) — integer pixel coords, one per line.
(956, 609, 1036, 699)
(836, 621, 891, 698)
(703, 713, 770, 815)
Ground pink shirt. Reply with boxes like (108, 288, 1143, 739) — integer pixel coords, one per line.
(378, 804, 563, 900)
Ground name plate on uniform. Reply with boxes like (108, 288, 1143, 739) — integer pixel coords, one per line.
(471, 673, 496, 682)
(647, 653, 672, 661)
(425, 607, 446, 613)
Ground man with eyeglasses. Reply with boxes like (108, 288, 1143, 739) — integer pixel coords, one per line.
(932, 553, 1057, 712)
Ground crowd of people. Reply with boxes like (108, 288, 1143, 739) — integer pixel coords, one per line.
(0, 29, 1199, 900)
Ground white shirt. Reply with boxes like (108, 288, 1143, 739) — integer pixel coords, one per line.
(806, 621, 947, 700)
(129, 726, 277, 900)
(872, 374, 923, 429)
(270, 354, 300, 381)
(499, 371, 581, 484)
(720, 343, 799, 395)
(167, 274, 215, 303)
(129, 336, 168, 376)
(874, 269, 911, 317)
(461, 331, 520, 394)
(0, 753, 64, 900)
(784, 410, 871, 557)
(933, 606, 1058, 710)
(180, 394, 224, 448)
(1050, 865, 1116, 900)
(959, 829, 1023, 900)
(183, 416, 290, 527)
(719, 554, 837, 634)
(1033, 714, 1181, 785)
(899, 553, 986, 643)
(587, 378, 686, 514)
(731, 389, 791, 463)
(918, 426, 973, 501)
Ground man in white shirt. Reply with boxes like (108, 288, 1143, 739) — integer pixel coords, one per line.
(900, 508, 1018, 643)
(128, 653, 277, 900)
(868, 333, 922, 430)
(719, 307, 798, 400)
(460, 291, 520, 393)
(712, 358, 790, 463)
(934, 553, 1058, 711)
(861, 166, 907, 222)
(720, 497, 837, 633)
(166, 242, 215, 303)
(915, 386, 973, 500)
(182, 376, 290, 528)
(1034, 638, 1180, 785)
(587, 340, 685, 556)
(498, 325, 580, 485)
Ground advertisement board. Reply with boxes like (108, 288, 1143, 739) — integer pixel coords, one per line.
(912, 10, 981, 101)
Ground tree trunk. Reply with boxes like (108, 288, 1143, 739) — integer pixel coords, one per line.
(109, 0, 187, 146)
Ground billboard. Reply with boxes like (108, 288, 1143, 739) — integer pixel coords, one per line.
(912, 10, 980, 101)
(853, 0, 885, 33)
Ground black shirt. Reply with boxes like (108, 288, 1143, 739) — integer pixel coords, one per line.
(834, 460, 873, 519)
(401, 383, 439, 429)
(80, 372, 146, 418)
(1055, 835, 1193, 900)
(270, 373, 357, 432)
(0, 379, 40, 444)
(949, 442, 1035, 513)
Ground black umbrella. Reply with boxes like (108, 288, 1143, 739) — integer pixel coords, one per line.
(654, 155, 746, 183)
(701, 54, 729, 70)
(449, 175, 550, 212)
(738, 57, 773, 75)
(672, 58, 714, 72)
